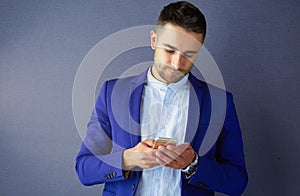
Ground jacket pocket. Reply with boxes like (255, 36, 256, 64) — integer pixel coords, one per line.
(103, 183, 116, 196)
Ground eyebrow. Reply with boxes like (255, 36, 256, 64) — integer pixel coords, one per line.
(163, 43, 198, 54)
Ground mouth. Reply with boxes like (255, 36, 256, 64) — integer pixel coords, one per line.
(168, 68, 181, 76)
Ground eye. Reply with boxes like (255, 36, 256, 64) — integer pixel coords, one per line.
(184, 54, 193, 58)
(165, 48, 175, 54)
(183, 53, 195, 59)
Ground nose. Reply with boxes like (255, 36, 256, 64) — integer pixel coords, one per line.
(171, 51, 183, 70)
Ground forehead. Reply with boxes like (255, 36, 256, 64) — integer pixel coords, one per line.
(156, 24, 203, 52)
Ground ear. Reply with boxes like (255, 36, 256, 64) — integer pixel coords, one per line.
(150, 30, 157, 50)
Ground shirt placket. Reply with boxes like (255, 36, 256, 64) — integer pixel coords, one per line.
(152, 87, 175, 195)
(162, 87, 175, 138)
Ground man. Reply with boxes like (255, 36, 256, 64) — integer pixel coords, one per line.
(75, 1, 248, 195)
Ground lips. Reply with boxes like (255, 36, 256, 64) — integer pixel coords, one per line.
(168, 68, 181, 76)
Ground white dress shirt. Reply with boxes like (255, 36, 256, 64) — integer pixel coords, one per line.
(135, 68, 190, 196)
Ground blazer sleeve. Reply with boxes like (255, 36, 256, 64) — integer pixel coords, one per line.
(186, 93, 248, 196)
(75, 81, 127, 186)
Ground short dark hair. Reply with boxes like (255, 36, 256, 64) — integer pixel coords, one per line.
(157, 1, 207, 39)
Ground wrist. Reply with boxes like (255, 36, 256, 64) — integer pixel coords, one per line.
(182, 152, 198, 179)
(122, 149, 135, 170)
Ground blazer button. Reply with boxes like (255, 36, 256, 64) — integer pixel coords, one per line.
(113, 171, 116, 177)
(104, 175, 108, 179)
(197, 182, 208, 188)
(132, 184, 135, 190)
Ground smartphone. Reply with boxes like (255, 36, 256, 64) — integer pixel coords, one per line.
(152, 137, 177, 149)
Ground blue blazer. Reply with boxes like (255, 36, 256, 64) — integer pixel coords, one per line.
(75, 70, 248, 196)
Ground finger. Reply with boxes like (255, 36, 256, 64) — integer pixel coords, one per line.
(142, 139, 155, 147)
(155, 148, 174, 165)
(138, 151, 159, 169)
(155, 146, 182, 165)
(140, 158, 159, 169)
(156, 156, 186, 169)
(165, 144, 195, 167)
(158, 145, 182, 160)
(168, 143, 192, 155)
(156, 156, 172, 166)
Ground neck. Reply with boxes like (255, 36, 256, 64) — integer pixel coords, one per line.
(150, 65, 169, 85)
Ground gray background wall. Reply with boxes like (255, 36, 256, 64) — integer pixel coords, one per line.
(1, 0, 299, 195)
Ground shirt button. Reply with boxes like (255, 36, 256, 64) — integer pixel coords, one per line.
(164, 100, 169, 105)
(155, 178, 160, 183)
(161, 125, 165, 129)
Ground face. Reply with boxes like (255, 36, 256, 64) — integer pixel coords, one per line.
(150, 23, 204, 84)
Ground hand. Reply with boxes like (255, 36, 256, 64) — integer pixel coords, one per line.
(155, 142, 195, 169)
(123, 139, 159, 170)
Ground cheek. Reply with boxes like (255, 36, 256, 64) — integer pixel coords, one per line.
(155, 52, 171, 64)
(182, 60, 194, 72)
(165, 56, 172, 64)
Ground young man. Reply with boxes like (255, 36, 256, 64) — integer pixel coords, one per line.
(75, 1, 248, 195)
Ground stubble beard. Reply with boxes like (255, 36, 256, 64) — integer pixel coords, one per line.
(153, 62, 186, 84)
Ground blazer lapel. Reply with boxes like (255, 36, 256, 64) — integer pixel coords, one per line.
(185, 74, 204, 144)
(186, 73, 227, 156)
(128, 71, 147, 147)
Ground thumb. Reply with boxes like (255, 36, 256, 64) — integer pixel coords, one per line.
(142, 139, 155, 147)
